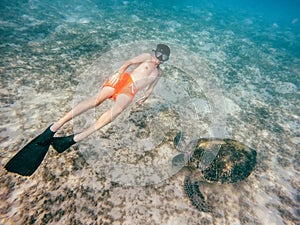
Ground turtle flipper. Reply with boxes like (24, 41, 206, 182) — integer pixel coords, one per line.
(184, 175, 212, 212)
(172, 153, 188, 168)
(174, 131, 184, 149)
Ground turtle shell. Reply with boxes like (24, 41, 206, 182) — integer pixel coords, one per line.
(172, 136, 257, 212)
(189, 138, 257, 183)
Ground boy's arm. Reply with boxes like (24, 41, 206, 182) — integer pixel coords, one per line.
(109, 53, 152, 86)
(119, 53, 152, 74)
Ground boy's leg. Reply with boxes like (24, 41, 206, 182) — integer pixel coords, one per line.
(73, 94, 132, 142)
(50, 87, 114, 132)
(51, 94, 132, 153)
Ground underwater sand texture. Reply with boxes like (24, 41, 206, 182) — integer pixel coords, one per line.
(1, 0, 300, 224)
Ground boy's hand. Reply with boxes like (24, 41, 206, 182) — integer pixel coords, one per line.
(136, 96, 148, 106)
(109, 72, 121, 86)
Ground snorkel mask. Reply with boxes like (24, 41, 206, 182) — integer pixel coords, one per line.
(154, 44, 170, 62)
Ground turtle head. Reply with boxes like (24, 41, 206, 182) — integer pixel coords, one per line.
(172, 153, 189, 168)
(173, 131, 184, 150)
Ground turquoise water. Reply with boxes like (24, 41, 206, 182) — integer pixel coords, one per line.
(0, 0, 299, 224)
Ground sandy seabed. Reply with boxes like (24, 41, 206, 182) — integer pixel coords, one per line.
(1, 1, 299, 224)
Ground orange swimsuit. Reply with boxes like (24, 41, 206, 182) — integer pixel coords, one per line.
(103, 72, 138, 101)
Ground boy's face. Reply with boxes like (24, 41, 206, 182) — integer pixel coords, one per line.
(155, 51, 169, 62)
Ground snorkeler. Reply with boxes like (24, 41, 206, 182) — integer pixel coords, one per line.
(4, 44, 171, 176)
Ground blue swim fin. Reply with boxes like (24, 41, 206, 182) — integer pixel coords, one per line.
(4, 125, 55, 176)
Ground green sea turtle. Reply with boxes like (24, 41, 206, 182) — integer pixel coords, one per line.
(172, 132, 257, 212)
